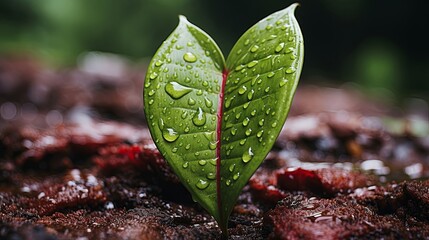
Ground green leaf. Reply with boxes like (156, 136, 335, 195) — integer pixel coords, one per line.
(143, 3, 303, 235)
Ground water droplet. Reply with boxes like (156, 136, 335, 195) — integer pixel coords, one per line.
(148, 89, 155, 96)
(225, 180, 231, 186)
(163, 128, 179, 142)
(181, 111, 188, 119)
(182, 162, 189, 168)
(144, 81, 151, 88)
(257, 130, 264, 138)
(148, 99, 154, 105)
(225, 96, 235, 108)
(286, 47, 294, 53)
(265, 108, 271, 115)
(183, 52, 197, 63)
(258, 119, 265, 126)
(242, 117, 250, 126)
(243, 102, 250, 109)
(149, 72, 158, 80)
(199, 160, 207, 166)
(247, 90, 254, 100)
(267, 72, 275, 78)
(202, 81, 208, 86)
(155, 60, 163, 67)
(158, 118, 165, 130)
(204, 97, 213, 108)
(272, 121, 278, 128)
(185, 144, 191, 150)
(245, 128, 252, 136)
(276, 19, 284, 25)
(233, 172, 240, 180)
(188, 98, 196, 105)
(251, 109, 257, 116)
(209, 141, 217, 150)
(207, 172, 216, 180)
(229, 164, 236, 172)
(280, 79, 288, 87)
(247, 60, 258, 68)
(265, 24, 273, 30)
(290, 54, 297, 60)
(195, 152, 200, 157)
(286, 67, 296, 74)
(250, 45, 259, 53)
(238, 86, 247, 95)
(196, 89, 203, 96)
(242, 147, 254, 163)
(196, 179, 209, 190)
(236, 49, 242, 55)
(235, 65, 244, 71)
(275, 42, 285, 53)
(226, 149, 231, 156)
(231, 127, 237, 136)
(165, 82, 192, 99)
(184, 126, 190, 133)
(288, 36, 294, 42)
(192, 107, 206, 126)
(235, 112, 241, 119)
(265, 87, 271, 93)
(187, 41, 194, 46)
(239, 139, 247, 146)
(244, 39, 250, 46)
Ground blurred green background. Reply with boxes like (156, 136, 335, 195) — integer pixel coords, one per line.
(1, 0, 428, 98)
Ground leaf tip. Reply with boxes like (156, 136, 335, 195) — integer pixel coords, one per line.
(178, 15, 189, 24)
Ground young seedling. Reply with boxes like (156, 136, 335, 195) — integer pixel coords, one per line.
(144, 3, 303, 236)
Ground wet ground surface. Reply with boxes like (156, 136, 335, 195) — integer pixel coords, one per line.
(1, 56, 428, 239)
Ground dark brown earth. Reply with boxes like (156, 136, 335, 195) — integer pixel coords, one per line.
(1, 56, 428, 239)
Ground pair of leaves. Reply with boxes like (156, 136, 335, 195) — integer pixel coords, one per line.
(143, 3, 303, 235)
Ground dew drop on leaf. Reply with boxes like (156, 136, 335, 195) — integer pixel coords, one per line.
(247, 60, 258, 68)
(238, 85, 247, 95)
(149, 72, 158, 80)
(231, 127, 237, 136)
(250, 45, 259, 53)
(247, 90, 254, 100)
(239, 139, 247, 146)
(207, 172, 216, 180)
(242, 147, 254, 163)
(229, 164, 235, 172)
(242, 117, 250, 126)
(225, 180, 231, 186)
(258, 118, 265, 126)
(209, 141, 217, 150)
(192, 107, 206, 126)
(267, 72, 275, 78)
(233, 172, 240, 180)
(165, 82, 192, 99)
(155, 60, 163, 67)
(245, 128, 252, 136)
(204, 97, 213, 108)
(182, 162, 189, 169)
(275, 42, 285, 53)
(198, 160, 207, 166)
(188, 98, 196, 105)
(163, 128, 179, 142)
(183, 52, 197, 63)
(196, 179, 209, 190)
(185, 144, 191, 150)
(286, 67, 296, 73)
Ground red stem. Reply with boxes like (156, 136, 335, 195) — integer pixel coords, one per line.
(216, 68, 229, 225)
